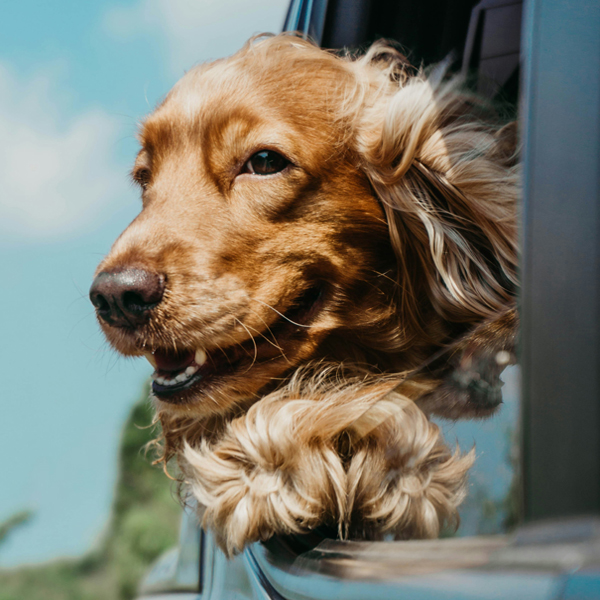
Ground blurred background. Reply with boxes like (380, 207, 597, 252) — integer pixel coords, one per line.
(0, 1, 519, 598)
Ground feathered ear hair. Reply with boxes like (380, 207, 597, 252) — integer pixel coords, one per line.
(353, 47, 519, 333)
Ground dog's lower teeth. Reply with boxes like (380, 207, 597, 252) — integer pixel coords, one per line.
(150, 352, 204, 389)
(153, 365, 199, 387)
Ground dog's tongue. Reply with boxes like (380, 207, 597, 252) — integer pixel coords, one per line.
(152, 349, 195, 373)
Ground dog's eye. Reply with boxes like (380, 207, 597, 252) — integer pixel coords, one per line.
(242, 150, 289, 175)
(133, 167, 151, 189)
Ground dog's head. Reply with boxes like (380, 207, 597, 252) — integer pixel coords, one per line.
(90, 35, 518, 426)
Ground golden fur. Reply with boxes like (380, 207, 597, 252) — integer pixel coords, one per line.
(92, 34, 518, 555)
(183, 368, 474, 555)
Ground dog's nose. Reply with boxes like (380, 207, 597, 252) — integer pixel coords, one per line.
(89, 268, 165, 327)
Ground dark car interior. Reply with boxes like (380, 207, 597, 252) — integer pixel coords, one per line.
(288, 0, 522, 106)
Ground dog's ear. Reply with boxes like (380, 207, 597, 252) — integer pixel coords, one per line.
(355, 63, 519, 331)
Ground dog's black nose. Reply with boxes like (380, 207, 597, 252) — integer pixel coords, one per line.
(89, 268, 165, 327)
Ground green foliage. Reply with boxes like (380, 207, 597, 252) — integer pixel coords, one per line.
(0, 510, 33, 547)
(0, 383, 181, 600)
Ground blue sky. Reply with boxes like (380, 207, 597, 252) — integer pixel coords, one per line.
(0, 0, 288, 566)
(0, 0, 519, 567)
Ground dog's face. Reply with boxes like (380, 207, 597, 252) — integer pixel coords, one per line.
(91, 42, 395, 418)
(91, 37, 518, 428)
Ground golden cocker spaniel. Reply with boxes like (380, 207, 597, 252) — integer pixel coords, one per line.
(90, 34, 518, 555)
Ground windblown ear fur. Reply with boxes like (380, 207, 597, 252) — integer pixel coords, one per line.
(181, 369, 473, 556)
(354, 46, 519, 330)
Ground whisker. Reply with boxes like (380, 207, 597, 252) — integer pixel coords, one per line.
(232, 316, 259, 372)
(67, 309, 98, 339)
(204, 391, 219, 405)
(252, 297, 314, 329)
(242, 307, 292, 364)
(207, 339, 230, 365)
(238, 308, 285, 352)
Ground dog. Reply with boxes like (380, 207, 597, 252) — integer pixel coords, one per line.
(90, 34, 518, 555)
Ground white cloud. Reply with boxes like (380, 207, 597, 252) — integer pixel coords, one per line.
(0, 63, 130, 242)
(0, 1, 290, 243)
(104, 0, 289, 75)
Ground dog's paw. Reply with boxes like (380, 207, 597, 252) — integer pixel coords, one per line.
(182, 398, 347, 556)
(182, 379, 475, 554)
(417, 308, 518, 418)
(347, 396, 474, 539)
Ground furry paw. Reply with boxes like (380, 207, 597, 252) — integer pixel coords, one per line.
(182, 397, 347, 556)
(347, 397, 474, 539)
(418, 309, 518, 418)
(182, 376, 473, 554)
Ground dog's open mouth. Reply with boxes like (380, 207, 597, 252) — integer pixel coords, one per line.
(147, 285, 324, 402)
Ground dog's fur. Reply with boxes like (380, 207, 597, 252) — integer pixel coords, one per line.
(93, 35, 518, 555)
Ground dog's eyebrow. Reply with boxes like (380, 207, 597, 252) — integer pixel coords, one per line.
(133, 149, 151, 168)
(138, 115, 182, 155)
